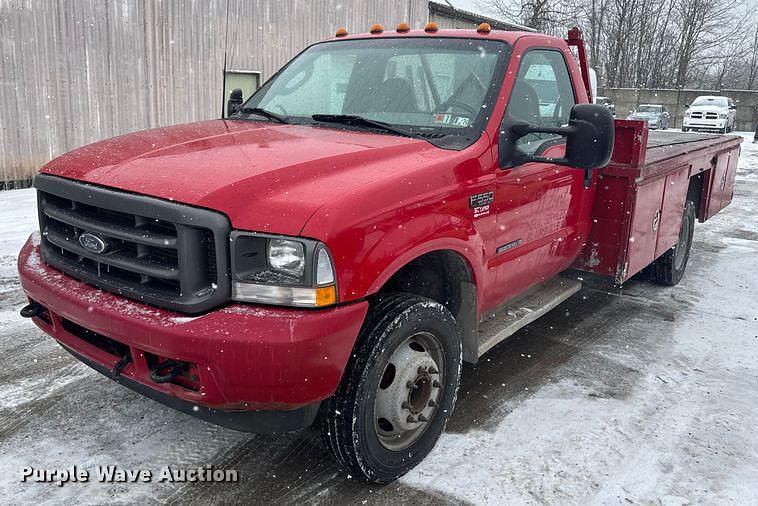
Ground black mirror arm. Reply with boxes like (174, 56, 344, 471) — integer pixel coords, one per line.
(507, 121, 576, 167)
(508, 120, 595, 188)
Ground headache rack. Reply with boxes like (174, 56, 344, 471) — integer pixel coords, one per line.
(35, 174, 231, 313)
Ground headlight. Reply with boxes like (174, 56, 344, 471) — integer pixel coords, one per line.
(230, 231, 337, 307)
(684, 111, 691, 118)
(718, 112, 727, 119)
(268, 239, 305, 277)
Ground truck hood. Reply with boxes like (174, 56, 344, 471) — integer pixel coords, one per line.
(41, 120, 440, 235)
(688, 105, 727, 113)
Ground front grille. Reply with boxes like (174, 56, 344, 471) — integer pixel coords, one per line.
(705, 112, 718, 119)
(36, 174, 231, 313)
(690, 112, 703, 119)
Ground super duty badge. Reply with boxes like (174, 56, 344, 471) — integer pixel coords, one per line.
(470, 191, 494, 218)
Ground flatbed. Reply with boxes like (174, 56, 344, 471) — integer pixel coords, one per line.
(575, 123, 742, 282)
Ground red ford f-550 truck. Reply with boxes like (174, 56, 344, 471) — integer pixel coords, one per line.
(18, 24, 741, 483)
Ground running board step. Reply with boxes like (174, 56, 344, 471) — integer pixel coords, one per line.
(476, 276, 582, 358)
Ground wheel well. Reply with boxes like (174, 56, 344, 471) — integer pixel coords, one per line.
(687, 173, 705, 220)
(378, 250, 472, 316)
(377, 250, 479, 362)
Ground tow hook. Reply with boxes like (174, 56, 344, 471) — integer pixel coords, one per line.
(20, 302, 45, 318)
(111, 352, 132, 378)
(149, 360, 183, 384)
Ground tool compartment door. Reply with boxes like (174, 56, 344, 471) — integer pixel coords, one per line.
(705, 148, 740, 219)
(719, 148, 740, 211)
(654, 165, 690, 258)
(626, 177, 666, 279)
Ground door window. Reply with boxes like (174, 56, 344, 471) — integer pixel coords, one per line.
(505, 50, 576, 155)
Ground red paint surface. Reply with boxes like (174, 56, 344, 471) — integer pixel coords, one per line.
(20, 29, 742, 412)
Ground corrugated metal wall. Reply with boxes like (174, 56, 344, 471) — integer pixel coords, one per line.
(0, 0, 430, 186)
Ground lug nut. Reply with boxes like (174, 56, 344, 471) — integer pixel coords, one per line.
(418, 414, 428, 422)
(429, 366, 439, 374)
(433, 380, 441, 388)
(428, 399, 437, 407)
(417, 366, 427, 374)
(407, 415, 417, 423)
(406, 380, 414, 388)
(402, 401, 410, 409)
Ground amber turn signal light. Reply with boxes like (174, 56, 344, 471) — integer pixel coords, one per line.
(396, 22, 410, 33)
(477, 22, 491, 34)
(315, 285, 337, 307)
(335, 27, 348, 37)
(370, 24, 384, 34)
(424, 21, 439, 33)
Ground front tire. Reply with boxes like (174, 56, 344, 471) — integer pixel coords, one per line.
(320, 293, 463, 483)
(648, 200, 696, 286)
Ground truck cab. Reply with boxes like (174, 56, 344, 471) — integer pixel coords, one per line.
(18, 24, 739, 483)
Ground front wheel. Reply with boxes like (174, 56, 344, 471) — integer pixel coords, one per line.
(648, 200, 696, 286)
(320, 293, 462, 483)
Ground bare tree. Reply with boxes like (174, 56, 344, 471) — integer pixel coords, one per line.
(477, 0, 756, 90)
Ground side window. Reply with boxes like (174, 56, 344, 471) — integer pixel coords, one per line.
(504, 50, 576, 155)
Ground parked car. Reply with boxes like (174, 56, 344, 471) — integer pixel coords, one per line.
(18, 25, 742, 484)
(627, 104, 670, 129)
(683, 95, 736, 134)
(596, 95, 616, 116)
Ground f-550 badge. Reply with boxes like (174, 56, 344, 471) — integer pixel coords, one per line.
(470, 191, 494, 218)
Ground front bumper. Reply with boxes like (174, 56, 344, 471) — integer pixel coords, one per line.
(683, 117, 725, 130)
(18, 235, 368, 432)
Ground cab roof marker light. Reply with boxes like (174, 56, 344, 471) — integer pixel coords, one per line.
(424, 22, 439, 33)
(396, 22, 410, 33)
(370, 24, 384, 34)
(335, 27, 348, 37)
(477, 22, 491, 34)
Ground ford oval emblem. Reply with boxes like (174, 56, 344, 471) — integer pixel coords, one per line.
(78, 232, 108, 254)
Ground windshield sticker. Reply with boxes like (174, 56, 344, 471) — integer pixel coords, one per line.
(434, 114, 470, 127)
(434, 113, 453, 124)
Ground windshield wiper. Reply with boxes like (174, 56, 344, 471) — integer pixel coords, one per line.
(311, 114, 416, 138)
(236, 107, 289, 124)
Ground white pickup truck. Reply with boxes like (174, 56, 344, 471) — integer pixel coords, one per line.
(683, 95, 737, 134)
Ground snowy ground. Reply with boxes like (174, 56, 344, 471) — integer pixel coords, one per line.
(0, 132, 757, 504)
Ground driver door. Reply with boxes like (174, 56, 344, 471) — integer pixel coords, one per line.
(490, 48, 589, 304)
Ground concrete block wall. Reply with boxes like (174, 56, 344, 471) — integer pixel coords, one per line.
(598, 88, 758, 132)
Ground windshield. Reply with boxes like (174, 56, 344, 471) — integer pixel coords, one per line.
(236, 37, 509, 149)
(637, 105, 661, 113)
(691, 97, 727, 107)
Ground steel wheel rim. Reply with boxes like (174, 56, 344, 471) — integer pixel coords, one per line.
(373, 331, 445, 451)
(674, 211, 691, 270)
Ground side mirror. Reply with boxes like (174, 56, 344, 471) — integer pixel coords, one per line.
(499, 103, 614, 171)
(227, 88, 244, 117)
(729, 105, 737, 110)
